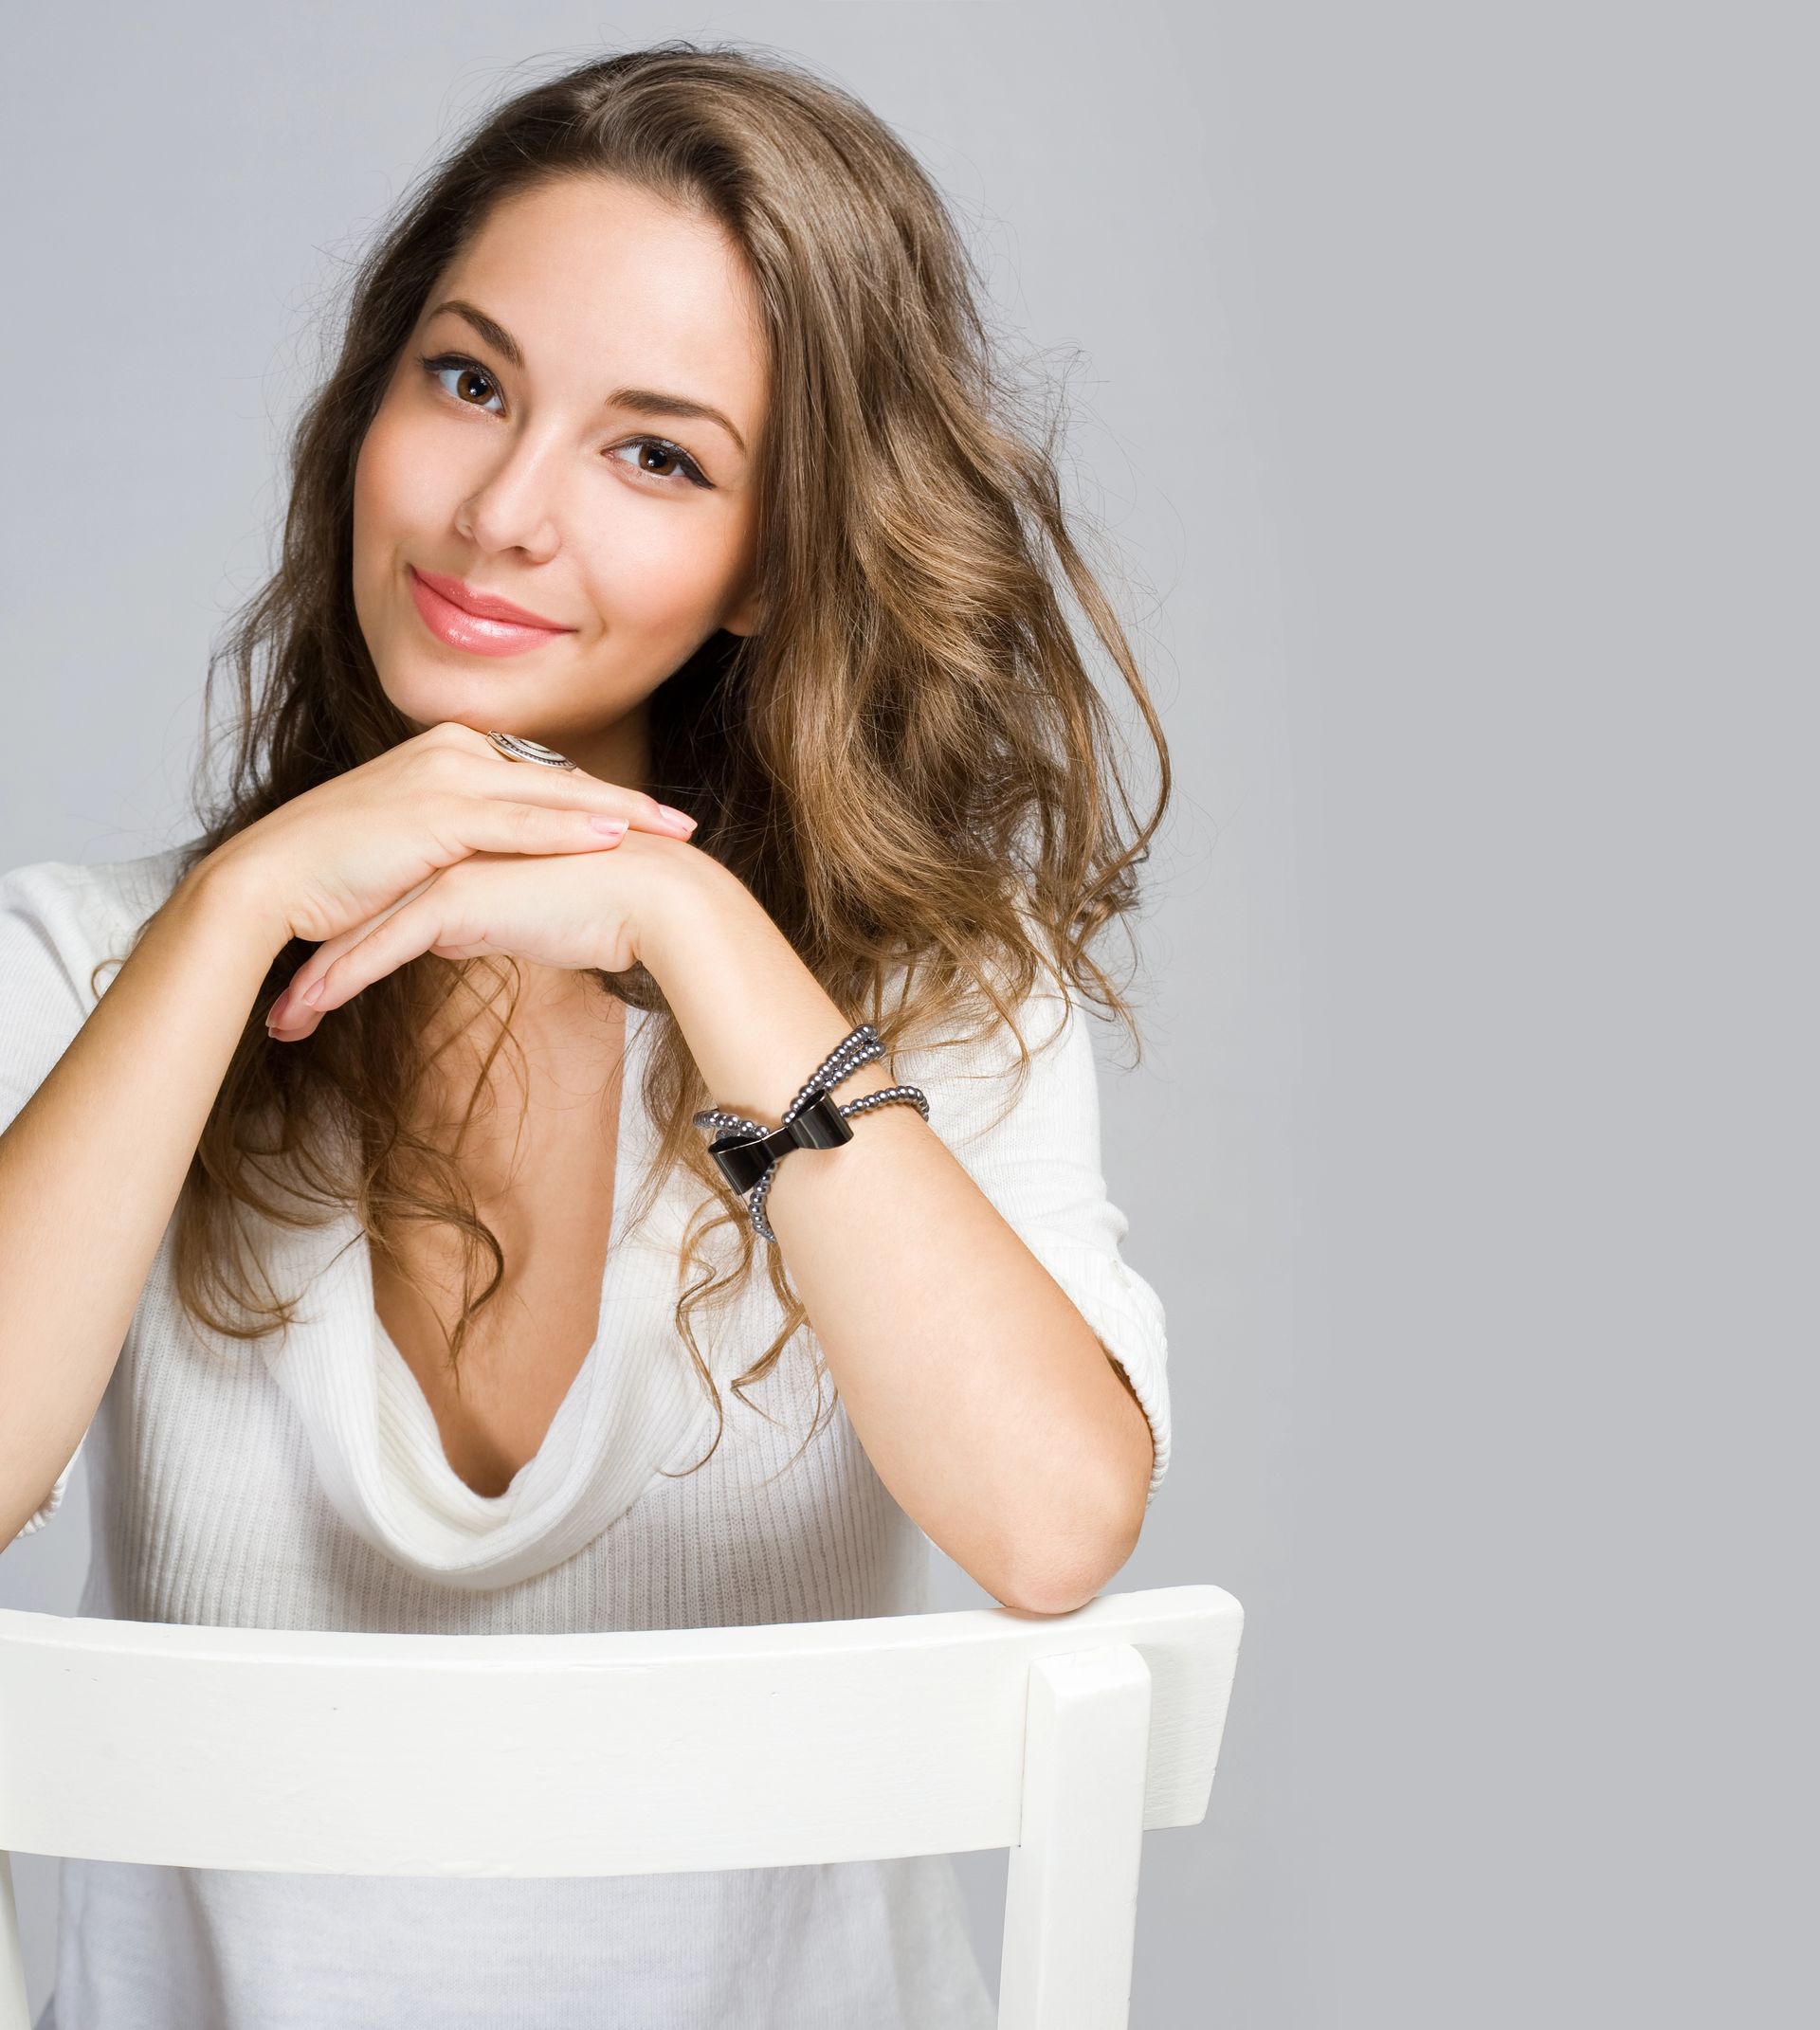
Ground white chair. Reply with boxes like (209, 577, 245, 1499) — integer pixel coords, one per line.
(0, 1581, 1243, 2029)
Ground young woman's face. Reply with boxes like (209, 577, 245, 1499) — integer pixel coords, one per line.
(352, 174, 768, 786)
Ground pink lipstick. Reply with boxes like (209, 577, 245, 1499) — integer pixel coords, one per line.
(408, 565, 576, 658)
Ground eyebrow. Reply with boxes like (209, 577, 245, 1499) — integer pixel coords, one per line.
(424, 298, 748, 456)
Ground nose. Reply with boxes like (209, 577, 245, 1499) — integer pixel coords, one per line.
(455, 432, 566, 559)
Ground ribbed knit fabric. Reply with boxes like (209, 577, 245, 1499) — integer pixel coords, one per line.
(3, 848, 1172, 2030)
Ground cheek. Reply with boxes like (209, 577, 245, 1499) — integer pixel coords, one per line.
(581, 507, 750, 632)
(352, 405, 421, 548)
(349, 408, 431, 656)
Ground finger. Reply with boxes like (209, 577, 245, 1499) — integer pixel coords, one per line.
(446, 798, 643, 862)
(267, 875, 440, 1032)
(442, 739, 696, 837)
(293, 887, 454, 1026)
(314, 874, 439, 968)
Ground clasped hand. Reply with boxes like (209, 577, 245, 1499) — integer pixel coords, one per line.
(238, 720, 705, 1043)
(266, 827, 691, 1041)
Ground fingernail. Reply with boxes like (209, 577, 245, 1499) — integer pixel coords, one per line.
(654, 805, 697, 832)
(299, 978, 325, 1007)
(590, 815, 628, 836)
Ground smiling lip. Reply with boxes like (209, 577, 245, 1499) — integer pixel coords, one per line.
(408, 566, 575, 658)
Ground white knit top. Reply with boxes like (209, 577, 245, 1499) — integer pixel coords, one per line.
(3, 846, 1171, 2030)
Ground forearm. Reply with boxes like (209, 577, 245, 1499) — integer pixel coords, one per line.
(0, 858, 281, 1545)
(643, 855, 1154, 1614)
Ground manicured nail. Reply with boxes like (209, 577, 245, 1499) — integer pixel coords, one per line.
(590, 815, 628, 836)
(299, 978, 326, 1006)
(654, 805, 697, 832)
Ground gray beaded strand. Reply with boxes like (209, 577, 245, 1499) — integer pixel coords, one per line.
(692, 1023, 930, 1242)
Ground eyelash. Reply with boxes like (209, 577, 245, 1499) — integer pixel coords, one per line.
(415, 352, 714, 489)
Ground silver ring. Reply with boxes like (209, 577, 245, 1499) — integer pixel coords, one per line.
(484, 731, 577, 770)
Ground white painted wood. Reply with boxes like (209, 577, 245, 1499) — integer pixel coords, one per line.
(0, 1851, 24, 2030)
(998, 1646, 1155, 2030)
(0, 1582, 1241, 2027)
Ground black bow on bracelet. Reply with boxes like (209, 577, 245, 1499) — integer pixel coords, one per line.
(692, 1024, 930, 1242)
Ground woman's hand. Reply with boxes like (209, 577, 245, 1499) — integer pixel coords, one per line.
(205, 718, 697, 962)
(264, 826, 699, 1040)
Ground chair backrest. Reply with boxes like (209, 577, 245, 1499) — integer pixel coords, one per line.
(0, 1581, 1242, 2029)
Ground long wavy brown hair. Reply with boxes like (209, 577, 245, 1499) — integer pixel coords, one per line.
(104, 39, 1172, 1480)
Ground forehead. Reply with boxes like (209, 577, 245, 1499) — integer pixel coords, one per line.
(430, 175, 768, 437)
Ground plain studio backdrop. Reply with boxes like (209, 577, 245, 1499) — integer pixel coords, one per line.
(1, 4, 1810, 2025)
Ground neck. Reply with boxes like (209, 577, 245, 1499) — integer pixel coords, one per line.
(511, 695, 653, 797)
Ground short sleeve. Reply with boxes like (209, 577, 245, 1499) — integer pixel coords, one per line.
(0, 858, 150, 1538)
(889, 979, 1172, 1508)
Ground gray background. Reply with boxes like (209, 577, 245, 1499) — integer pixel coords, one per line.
(2, 4, 1809, 2024)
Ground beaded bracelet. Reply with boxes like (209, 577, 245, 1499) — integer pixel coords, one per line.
(692, 1024, 930, 1242)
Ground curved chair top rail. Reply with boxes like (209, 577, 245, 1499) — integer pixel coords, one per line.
(0, 1583, 1242, 1878)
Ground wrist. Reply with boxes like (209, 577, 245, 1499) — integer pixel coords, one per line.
(635, 845, 755, 983)
(181, 842, 297, 965)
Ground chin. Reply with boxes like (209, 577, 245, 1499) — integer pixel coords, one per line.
(379, 656, 500, 721)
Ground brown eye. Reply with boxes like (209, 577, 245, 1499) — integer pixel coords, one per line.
(606, 436, 713, 490)
(418, 353, 503, 413)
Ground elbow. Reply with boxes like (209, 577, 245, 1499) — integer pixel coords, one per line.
(994, 1549, 1127, 1618)
(995, 1571, 1108, 1618)
(997, 1492, 1147, 1619)
(979, 1345, 1158, 1616)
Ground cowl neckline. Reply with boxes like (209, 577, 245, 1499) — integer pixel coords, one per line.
(253, 1001, 718, 1589)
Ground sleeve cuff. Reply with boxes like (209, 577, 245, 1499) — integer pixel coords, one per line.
(1021, 1234, 1171, 1508)
(15, 1429, 87, 1538)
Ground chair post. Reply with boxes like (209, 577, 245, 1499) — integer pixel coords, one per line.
(996, 1642, 1154, 2030)
(0, 1850, 32, 2030)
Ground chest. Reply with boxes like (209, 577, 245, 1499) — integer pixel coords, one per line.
(371, 1021, 627, 1501)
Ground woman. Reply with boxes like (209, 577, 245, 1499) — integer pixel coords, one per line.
(1, 40, 1173, 2030)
